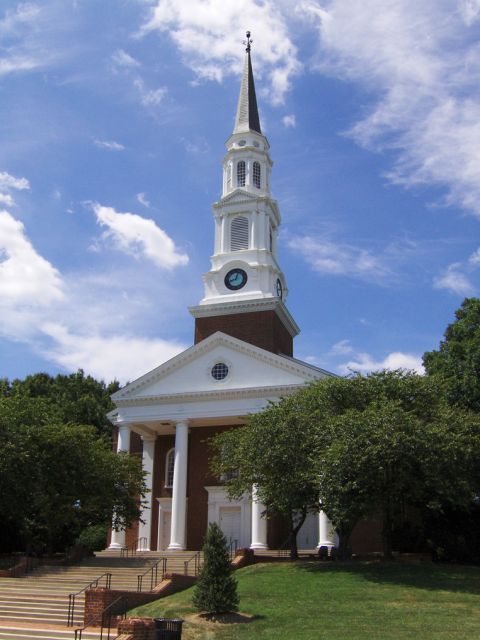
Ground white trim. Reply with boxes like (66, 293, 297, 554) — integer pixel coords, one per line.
(205, 486, 251, 549)
(189, 299, 300, 337)
(112, 331, 327, 402)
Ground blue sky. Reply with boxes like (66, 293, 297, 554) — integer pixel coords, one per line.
(1, 0, 479, 383)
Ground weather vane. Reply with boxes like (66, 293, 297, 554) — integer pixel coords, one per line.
(243, 31, 252, 52)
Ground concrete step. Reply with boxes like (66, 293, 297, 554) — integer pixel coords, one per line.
(0, 625, 100, 640)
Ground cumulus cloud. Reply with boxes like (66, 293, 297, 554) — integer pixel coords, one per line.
(287, 234, 393, 284)
(469, 248, 480, 266)
(298, 0, 480, 216)
(40, 323, 187, 383)
(94, 139, 125, 151)
(0, 210, 63, 307)
(92, 203, 189, 269)
(339, 350, 425, 375)
(434, 263, 476, 296)
(0, 171, 30, 192)
(139, 0, 301, 105)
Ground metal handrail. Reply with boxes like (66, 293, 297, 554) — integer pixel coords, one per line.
(120, 536, 147, 558)
(67, 572, 112, 627)
(277, 535, 293, 557)
(137, 557, 167, 592)
(74, 595, 127, 640)
(183, 551, 201, 576)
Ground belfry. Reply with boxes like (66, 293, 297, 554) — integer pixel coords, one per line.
(109, 34, 337, 553)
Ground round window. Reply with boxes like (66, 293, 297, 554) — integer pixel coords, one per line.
(211, 362, 229, 381)
(238, 139, 246, 147)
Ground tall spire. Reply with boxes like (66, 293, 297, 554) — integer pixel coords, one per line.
(233, 31, 262, 135)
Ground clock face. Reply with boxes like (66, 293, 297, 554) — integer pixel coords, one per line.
(225, 268, 248, 291)
(224, 269, 248, 291)
(276, 278, 283, 299)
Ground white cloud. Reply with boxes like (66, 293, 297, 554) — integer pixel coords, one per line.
(92, 203, 189, 269)
(287, 234, 392, 283)
(137, 192, 150, 208)
(282, 114, 296, 128)
(139, 0, 301, 105)
(133, 77, 168, 106)
(0, 171, 30, 191)
(329, 339, 354, 356)
(0, 210, 63, 307)
(469, 248, 480, 266)
(433, 263, 475, 296)
(340, 350, 425, 375)
(299, 0, 480, 216)
(94, 139, 125, 151)
(0, 193, 14, 207)
(40, 323, 187, 384)
(111, 48, 140, 70)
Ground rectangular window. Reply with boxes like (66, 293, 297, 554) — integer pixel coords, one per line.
(237, 161, 246, 187)
(253, 161, 261, 189)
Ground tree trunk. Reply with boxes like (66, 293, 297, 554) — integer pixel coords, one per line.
(289, 509, 307, 560)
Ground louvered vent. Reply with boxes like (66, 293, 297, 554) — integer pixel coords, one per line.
(231, 216, 249, 251)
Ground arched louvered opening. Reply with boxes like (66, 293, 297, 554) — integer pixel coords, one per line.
(231, 216, 249, 251)
(237, 161, 246, 187)
(253, 161, 261, 189)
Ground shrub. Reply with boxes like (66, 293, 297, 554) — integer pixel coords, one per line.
(76, 524, 108, 553)
(192, 522, 239, 615)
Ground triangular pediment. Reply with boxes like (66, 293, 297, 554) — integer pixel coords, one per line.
(112, 332, 330, 404)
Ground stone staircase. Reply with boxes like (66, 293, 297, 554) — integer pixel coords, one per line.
(0, 549, 203, 640)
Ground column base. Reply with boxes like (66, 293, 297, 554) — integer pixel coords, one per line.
(250, 543, 268, 550)
(108, 542, 125, 550)
(168, 542, 186, 551)
(316, 542, 335, 549)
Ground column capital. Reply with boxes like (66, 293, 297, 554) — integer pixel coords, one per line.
(141, 433, 157, 443)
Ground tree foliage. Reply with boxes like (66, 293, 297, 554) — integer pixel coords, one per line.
(192, 522, 239, 615)
(212, 371, 480, 558)
(0, 370, 119, 437)
(0, 372, 143, 553)
(423, 297, 480, 412)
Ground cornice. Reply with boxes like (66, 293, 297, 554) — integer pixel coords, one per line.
(114, 383, 307, 407)
(189, 298, 300, 337)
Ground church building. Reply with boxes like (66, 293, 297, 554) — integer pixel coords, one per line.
(108, 35, 339, 553)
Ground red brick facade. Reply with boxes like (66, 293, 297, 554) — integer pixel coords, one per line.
(194, 310, 293, 356)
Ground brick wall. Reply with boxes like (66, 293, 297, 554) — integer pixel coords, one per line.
(194, 310, 293, 356)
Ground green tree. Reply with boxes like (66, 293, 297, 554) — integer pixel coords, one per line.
(0, 393, 144, 553)
(192, 522, 239, 615)
(211, 393, 322, 558)
(212, 371, 480, 558)
(8, 370, 119, 437)
(423, 298, 480, 412)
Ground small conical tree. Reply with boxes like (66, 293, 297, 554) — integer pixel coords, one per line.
(192, 522, 239, 615)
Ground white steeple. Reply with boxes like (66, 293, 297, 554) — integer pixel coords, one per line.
(190, 33, 298, 340)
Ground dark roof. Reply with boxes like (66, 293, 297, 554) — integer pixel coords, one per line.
(233, 50, 262, 135)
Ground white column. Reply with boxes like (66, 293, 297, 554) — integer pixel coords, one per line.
(109, 423, 131, 549)
(137, 435, 156, 551)
(250, 485, 268, 550)
(168, 422, 189, 550)
(317, 510, 338, 548)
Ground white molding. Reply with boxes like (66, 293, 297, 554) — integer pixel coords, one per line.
(189, 299, 300, 338)
(112, 331, 324, 401)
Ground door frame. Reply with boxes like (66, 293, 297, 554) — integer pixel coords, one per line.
(205, 486, 251, 549)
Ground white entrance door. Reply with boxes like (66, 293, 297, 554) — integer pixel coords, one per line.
(160, 511, 171, 550)
(297, 513, 318, 550)
(219, 507, 241, 547)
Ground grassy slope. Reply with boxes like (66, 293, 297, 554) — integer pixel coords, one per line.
(131, 561, 480, 640)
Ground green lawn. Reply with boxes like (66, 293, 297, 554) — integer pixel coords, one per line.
(131, 561, 480, 639)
